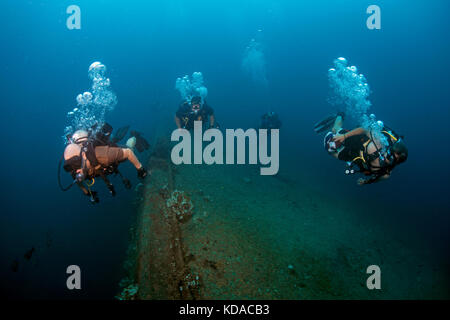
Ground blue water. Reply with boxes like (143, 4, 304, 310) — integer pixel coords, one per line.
(1, 0, 449, 299)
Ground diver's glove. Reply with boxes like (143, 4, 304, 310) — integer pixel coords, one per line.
(87, 191, 100, 204)
(137, 167, 148, 179)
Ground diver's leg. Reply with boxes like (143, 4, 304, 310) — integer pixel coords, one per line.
(117, 170, 132, 189)
(332, 115, 344, 134)
(101, 175, 116, 196)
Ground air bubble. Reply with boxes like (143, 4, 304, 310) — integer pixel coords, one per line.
(242, 37, 268, 86)
(327, 57, 388, 148)
(175, 72, 208, 103)
(64, 62, 117, 142)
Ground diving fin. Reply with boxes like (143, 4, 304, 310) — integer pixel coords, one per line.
(135, 136, 150, 153)
(314, 112, 345, 134)
(130, 130, 150, 153)
(112, 125, 130, 143)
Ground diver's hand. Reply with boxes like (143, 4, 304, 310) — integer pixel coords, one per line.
(357, 178, 366, 186)
(137, 167, 148, 179)
(333, 134, 346, 144)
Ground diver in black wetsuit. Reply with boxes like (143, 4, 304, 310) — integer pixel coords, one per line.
(316, 113, 408, 185)
(175, 96, 217, 130)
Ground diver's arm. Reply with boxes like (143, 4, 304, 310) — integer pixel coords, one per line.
(122, 148, 143, 170)
(209, 114, 215, 128)
(77, 182, 99, 203)
(175, 116, 182, 129)
(76, 182, 90, 195)
(73, 168, 89, 196)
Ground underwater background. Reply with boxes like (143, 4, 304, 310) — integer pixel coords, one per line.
(0, 0, 449, 299)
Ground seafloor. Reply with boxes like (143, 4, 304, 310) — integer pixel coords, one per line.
(116, 139, 449, 300)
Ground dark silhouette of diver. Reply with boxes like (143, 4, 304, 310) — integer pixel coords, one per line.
(260, 111, 282, 130)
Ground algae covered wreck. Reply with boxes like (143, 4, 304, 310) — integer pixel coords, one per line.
(117, 137, 449, 300)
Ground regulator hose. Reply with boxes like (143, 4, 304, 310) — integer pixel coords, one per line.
(58, 155, 76, 192)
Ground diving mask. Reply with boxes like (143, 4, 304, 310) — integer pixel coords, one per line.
(191, 104, 201, 114)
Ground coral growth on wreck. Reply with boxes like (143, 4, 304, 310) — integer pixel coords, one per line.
(166, 190, 194, 222)
(115, 283, 139, 300)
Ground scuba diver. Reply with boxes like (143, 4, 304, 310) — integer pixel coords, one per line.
(315, 112, 408, 185)
(175, 96, 218, 130)
(59, 123, 148, 203)
(260, 111, 282, 130)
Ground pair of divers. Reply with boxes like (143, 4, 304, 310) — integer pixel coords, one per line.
(174, 96, 283, 132)
(315, 112, 408, 185)
(59, 123, 150, 203)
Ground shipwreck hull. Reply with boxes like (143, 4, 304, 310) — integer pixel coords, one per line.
(134, 156, 199, 299)
(118, 139, 449, 300)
